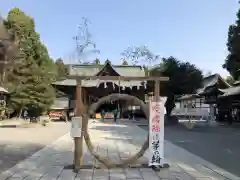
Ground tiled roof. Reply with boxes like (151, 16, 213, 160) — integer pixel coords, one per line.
(177, 94, 200, 101)
(178, 74, 230, 100)
(219, 86, 240, 97)
(68, 63, 145, 77)
(197, 74, 230, 94)
(53, 62, 146, 87)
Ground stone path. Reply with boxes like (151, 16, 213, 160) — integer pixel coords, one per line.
(0, 120, 239, 180)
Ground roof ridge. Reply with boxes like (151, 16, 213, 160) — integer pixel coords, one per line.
(68, 64, 143, 68)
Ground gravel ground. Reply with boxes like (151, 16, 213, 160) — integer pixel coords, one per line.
(0, 121, 70, 173)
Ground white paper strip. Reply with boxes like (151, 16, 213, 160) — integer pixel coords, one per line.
(96, 79, 100, 88)
(112, 82, 115, 89)
(148, 97, 166, 166)
(70, 116, 82, 138)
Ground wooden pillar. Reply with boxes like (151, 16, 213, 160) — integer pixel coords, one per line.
(74, 78, 84, 170)
(82, 88, 87, 105)
(118, 77, 121, 117)
(154, 80, 160, 101)
(76, 79, 83, 115)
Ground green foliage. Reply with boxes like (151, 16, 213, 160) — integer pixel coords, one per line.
(121, 46, 202, 116)
(4, 8, 56, 116)
(55, 58, 68, 79)
(223, 7, 240, 79)
(121, 59, 128, 65)
(150, 57, 203, 115)
(225, 76, 235, 86)
(0, 15, 19, 83)
(92, 58, 100, 65)
(54, 58, 68, 98)
(150, 57, 203, 94)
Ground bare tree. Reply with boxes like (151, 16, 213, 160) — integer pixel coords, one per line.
(73, 17, 100, 64)
(121, 46, 159, 67)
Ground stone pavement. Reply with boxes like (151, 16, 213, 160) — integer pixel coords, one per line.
(0, 120, 239, 180)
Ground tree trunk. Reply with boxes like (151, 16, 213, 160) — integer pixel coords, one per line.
(165, 96, 175, 116)
(18, 105, 24, 119)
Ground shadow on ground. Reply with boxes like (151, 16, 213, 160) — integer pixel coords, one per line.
(3, 121, 240, 180)
(0, 129, 146, 180)
(0, 121, 70, 177)
(0, 143, 45, 173)
(89, 123, 146, 143)
(138, 123, 240, 177)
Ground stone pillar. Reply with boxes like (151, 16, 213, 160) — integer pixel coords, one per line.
(209, 104, 216, 126)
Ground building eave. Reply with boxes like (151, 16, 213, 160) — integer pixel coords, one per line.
(52, 79, 146, 88)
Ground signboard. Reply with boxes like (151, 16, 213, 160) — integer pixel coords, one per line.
(70, 117, 82, 138)
(51, 97, 69, 110)
(104, 112, 114, 119)
(49, 111, 64, 117)
(148, 98, 166, 166)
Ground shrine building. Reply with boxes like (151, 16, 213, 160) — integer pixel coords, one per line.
(52, 60, 150, 119)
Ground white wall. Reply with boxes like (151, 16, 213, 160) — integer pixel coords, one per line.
(51, 98, 69, 109)
(175, 102, 180, 109)
(179, 97, 210, 110)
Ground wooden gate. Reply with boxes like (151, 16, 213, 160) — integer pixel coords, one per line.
(68, 75, 169, 170)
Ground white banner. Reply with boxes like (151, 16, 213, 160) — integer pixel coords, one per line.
(70, 116, 82, 138)
(148, 98, 166, 166)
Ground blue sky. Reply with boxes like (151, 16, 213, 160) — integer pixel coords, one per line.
(0, 0, 239, 77)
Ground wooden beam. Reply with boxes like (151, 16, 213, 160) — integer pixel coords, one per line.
(68, 75, 169, 81)
(154, 80, 160, 101)
(76, 79, 82, 116)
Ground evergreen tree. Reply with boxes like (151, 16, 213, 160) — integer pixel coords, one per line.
(5, 8, 56, 116)
(225, 76, 235, 86)
(223, 6, 240, 79)
(55, 58, 68, 79)
(150, 57, 203, 115)
(121, 59, 128, 65)
(92, 58, 100, 65)
(0, 15, 19, 83)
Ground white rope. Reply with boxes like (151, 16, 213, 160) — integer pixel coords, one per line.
(112, 81, 115, 90)
(104, 81, 107, 88)
(96, 79, 100, 88)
